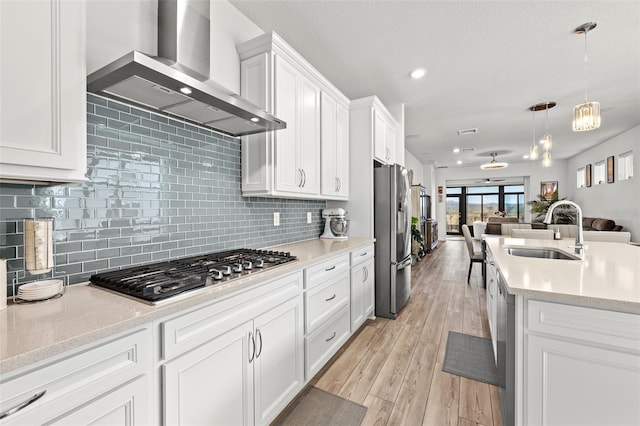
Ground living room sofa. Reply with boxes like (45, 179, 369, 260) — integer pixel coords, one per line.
(483, 216, 623, 235)
(582, 217, 623, 232)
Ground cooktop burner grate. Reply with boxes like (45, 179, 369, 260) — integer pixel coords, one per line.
(90, 248, 296, 304)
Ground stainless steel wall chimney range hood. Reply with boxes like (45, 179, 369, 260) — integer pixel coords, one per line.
(87, 0, 285, 137)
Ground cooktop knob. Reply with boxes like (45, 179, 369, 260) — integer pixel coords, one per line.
(232, 263, 243, 273)
(221, 266, 232, 275)
(243, 261, 252, 270)
(255, 259, 264, 268)
(210, 269, 223, 280)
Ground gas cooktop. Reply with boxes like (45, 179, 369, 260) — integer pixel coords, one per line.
(90, 248, 297, 305)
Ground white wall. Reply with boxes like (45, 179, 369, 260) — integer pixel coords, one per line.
(434, 160, 569, 240)
(86, 0, 262, 94)
(566, 125, 640, 242)
(404, 149, 424, 187)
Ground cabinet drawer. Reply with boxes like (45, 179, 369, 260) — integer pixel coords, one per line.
(305, 306, 351, 379)
(160, 271, 302, 360)
(350, 244, 374, 266)
(526, 299, 640, 351)
(304, 254, 349, 289)
(305, 271, 349, 333)
(0, 327, 151, 424)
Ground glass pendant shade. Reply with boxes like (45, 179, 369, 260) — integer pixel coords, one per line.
(541, 133, 552, 150)
(529, 144, 539, 160)
(572, 101, 601, 131)
(542, 151, 552, 168)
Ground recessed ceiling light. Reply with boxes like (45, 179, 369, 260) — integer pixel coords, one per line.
(179, 87, 192, 95)
(457, 160, 463, 165)
(250, 117, 259, 122)
(410, 68, 427, 79)
(523, 154, 530, 159)
(453, 148, 461, 153)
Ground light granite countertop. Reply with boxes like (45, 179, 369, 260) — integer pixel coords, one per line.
(0, 238, 374, 374)
(486, 237, 640, 314)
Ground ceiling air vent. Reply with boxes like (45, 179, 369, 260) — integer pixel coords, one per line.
(457, 128, 478, 136)
(436, 165, 449, 169)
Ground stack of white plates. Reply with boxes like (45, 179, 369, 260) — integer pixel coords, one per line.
(17, 279, 63, 301)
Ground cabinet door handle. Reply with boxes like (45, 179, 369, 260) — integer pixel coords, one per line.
(363, 266, 368, 282)
(301, 169, 307, 188)
(325, 265, 336, 272)
(325, 294, 336, 302)
(248, 331, 255, 363)
(325, 331, 337, 342)
(255, 327, 263, 358)
(298, 169, 303, 187)
(0, 390, 46, 420)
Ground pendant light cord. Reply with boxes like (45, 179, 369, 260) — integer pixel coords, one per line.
(545, 103, 550, 135)
(583, 29, 589, 102)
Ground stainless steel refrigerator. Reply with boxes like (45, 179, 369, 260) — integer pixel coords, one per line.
(374, 164, 412, 319)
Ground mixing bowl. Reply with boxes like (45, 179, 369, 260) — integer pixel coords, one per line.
(329, 218, 349, 237)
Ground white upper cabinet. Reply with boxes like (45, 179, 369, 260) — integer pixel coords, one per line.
(373, 106, 397, 165)
(321, 93, 349, 199)
(0, 0, 86, 183)
(238, 32, 348, 200)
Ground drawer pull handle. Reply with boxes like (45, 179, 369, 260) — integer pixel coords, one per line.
(248, 331, 255, 363)
(360, 252, 367, 256)
(325, 265, 336, 272)
(325, 294, 336, 302)
(0, 390, 46, 420)
(256, 328, 263, 358)
(325, 331, 337, 342)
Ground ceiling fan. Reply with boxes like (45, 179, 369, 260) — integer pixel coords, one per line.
(475, 177, 506, 183)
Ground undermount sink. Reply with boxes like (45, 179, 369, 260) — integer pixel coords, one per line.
(505, 247, 580, 260)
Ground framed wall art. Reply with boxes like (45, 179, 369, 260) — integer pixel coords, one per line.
(540, 181, 558, 200)
(586, 164, 592, 187)
(607, 156, 615, 183)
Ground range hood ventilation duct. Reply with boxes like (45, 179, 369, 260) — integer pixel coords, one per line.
(87, 0, 285, 137)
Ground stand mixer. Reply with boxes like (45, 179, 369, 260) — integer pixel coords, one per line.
(320, 208, 349, 240)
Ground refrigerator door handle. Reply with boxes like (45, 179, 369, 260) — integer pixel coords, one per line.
(393, 256, 412, 270)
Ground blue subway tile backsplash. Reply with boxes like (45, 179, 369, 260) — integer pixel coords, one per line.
(0, 94, 325, 296)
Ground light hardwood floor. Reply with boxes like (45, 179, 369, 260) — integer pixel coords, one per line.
(310, 239, 503, 426)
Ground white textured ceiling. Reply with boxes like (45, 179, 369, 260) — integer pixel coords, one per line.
(229, 0, 640, 169)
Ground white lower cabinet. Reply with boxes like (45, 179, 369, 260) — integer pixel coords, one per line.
(305, 305, 351, 378)
(0, 328, 152, 425)
(303, 254, 351, 379)
(48, 375, 150, 425)
(523, 299, 640, 426)
(160, 271, 304, 426)
(485, 254, 498, 363)
(350, 244, 375, 332)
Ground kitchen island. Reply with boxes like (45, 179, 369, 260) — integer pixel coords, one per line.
(485, 237, 640, 426)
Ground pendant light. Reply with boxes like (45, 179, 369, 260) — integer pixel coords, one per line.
(573, 22, 601, 131)
(541, 102, 552, 151)
(529, 108, 539, 160)
(528, 102, 555, 165)
(480, 152, 508, 170)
